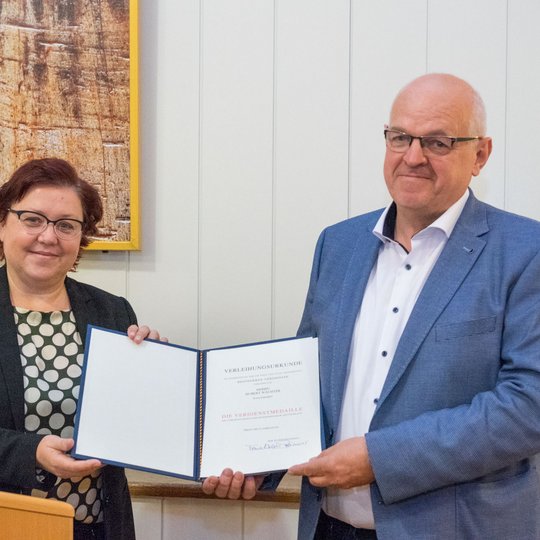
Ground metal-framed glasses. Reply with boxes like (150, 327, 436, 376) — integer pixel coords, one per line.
(8, 209, 84, 240)
(384, 128, 482, 156)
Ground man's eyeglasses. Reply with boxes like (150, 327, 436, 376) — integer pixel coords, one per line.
(384, 129, 482, 156)
(8, 209, 84, 240)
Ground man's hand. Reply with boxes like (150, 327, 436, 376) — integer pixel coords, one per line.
(288, 436, 375, 489)
(201, 468, 265, 500)
(36, 436, 102, 479)
(127, 325, 168, 344)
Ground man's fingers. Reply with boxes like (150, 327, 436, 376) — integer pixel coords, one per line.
(201, 469, 260, 499)
(225, 471, 245, 500)
(213, 469, 234, 498)
(306, 475, 330, 487)
(241, 475, 257, 499)
(288, 462, 307, 476)
(201, 476, 219, 495)
(290, 459, 332, 487)
(289, 458, 323, 477)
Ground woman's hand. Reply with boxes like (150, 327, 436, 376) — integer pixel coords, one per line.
(127, 325, 169, 344)
(36, 435, 102, 479)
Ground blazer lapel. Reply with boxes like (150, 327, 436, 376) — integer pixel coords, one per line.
(377, 194, 489, 406)
(326, 219, 382, 426)
(66, 277, 97, 344)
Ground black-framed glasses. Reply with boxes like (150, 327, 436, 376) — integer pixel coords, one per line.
(8, 209, 84, 240)
(384, 128, 482, 156)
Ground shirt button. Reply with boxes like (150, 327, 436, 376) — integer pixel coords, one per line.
(373, 398, 379, 404)
(392, 307, 399, 313)
(381, 351, 388, 357)
(405, 264, 412, 270)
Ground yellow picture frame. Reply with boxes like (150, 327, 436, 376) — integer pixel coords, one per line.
(0, 0, 140, 251)
(90, 0, 140, 251)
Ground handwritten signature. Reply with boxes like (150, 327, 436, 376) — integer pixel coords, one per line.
(247, 439, 307, 451)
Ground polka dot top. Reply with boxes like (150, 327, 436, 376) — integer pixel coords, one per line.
(15, 307, 104, 524)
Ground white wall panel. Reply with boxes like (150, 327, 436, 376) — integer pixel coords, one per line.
(506, 0, 540, 219)
(163, 499, 242, 539)
(244, 502, 298, 540)
(349, 0, 428, 217)
(132, 498, 163, 540)
(273, 0, 350, 338)
(76, 251, 129, 298)
(127, 0, 200, 345)
(199, 0, 274, 348)
(132, 497, 299, 540)
(427, 0, 507, 208)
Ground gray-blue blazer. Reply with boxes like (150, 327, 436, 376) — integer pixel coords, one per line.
(296, 191, 540, 539)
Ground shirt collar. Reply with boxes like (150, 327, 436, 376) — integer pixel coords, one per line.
(373, 189, 470, 242)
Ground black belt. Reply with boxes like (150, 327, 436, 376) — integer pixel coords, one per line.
(315, 511, 377, 540)
(73, 521, 106, 540)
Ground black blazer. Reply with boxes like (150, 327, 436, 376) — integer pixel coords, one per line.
(0, 264, 137, 540)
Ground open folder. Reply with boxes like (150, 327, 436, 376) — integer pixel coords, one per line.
(73, 326, 322, 480)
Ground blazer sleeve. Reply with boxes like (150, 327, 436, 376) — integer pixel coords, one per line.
(297, 229, 327, 338)
(120, 296, 138, 328)
(0, 430, 56, 490)
(366, 248, 540, 504)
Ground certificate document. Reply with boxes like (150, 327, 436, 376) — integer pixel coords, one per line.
(73, 326, 321, 479)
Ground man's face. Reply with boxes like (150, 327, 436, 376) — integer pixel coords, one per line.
(383, 80, 491, 224)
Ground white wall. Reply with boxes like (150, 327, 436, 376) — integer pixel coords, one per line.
(133, 498, 299, 540)
(75, 1, 540, 536)
(77, 0, 540, 351)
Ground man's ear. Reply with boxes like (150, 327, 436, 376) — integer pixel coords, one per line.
(471, 137, 493, 177)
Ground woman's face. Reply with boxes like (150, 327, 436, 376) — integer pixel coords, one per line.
(0, 186, 84, 290)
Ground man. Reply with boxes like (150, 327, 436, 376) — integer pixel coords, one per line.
(203, 74, 540, 539)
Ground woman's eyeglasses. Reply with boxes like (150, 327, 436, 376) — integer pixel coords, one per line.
(8, 209, 84, 240)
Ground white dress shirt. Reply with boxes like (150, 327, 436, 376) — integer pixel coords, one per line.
(324, 190, 470, 529)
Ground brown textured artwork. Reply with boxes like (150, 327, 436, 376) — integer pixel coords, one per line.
(0, 0, 138, 249)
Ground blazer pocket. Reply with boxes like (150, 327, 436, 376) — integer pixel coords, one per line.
(436, 316, 496, 341)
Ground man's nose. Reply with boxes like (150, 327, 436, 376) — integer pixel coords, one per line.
(403, 138, 428, 166)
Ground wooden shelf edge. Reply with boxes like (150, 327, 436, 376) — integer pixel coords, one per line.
(128, 481, 300, 504)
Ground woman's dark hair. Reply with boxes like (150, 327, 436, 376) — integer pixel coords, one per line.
(0, 158, 103, 265)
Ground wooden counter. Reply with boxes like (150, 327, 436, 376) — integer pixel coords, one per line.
(127, 470, 301, 503)
(0, 491, 74, 540)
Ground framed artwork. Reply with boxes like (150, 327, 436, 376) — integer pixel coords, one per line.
(0, 0, 140, 250)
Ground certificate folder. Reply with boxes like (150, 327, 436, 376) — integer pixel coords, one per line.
(73, 326, 322, 480)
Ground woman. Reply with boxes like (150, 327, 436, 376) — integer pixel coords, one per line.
(0, 158, 162, 540)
